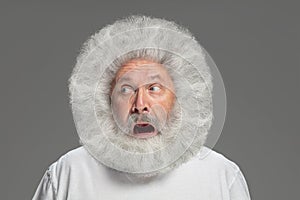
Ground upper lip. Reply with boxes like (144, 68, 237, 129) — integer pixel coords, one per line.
(136, 122, 149, 126)
(132, 122, 156, 132)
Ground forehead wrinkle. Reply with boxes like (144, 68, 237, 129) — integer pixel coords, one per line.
(117, 68, 160, 83)
(112, 58, 175, 92)
(119, 73, 164, 86)
(115, 59, 160, 78)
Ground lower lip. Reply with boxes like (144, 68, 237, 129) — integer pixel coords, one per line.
(132, 131, 158, 139)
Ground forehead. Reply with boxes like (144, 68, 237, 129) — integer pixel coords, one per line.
(115, 59, 174, 87)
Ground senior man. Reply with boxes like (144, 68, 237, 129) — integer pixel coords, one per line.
(33, 15, 251, 200)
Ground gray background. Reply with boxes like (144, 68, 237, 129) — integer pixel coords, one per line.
(1, 1, 299, 199)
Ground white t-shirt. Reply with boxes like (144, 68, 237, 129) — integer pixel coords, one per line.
(32, 146, 251, 200)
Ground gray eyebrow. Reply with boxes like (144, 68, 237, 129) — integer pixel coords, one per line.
(118, 76, 132, 83)
(149, 74, 162, 81)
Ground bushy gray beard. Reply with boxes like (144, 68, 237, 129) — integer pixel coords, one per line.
(107, 103, 182, 155)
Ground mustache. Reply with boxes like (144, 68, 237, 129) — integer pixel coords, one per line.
(128, 113, 160, 129)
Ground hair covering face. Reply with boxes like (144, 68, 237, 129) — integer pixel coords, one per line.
(69, 15, 213, 177)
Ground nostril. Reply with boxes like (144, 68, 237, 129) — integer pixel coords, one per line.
(134, 107, 139, 113)
(132, 106, 149, 114)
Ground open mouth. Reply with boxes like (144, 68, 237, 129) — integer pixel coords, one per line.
(132, 123, 157, 139)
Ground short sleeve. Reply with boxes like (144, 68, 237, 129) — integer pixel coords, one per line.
(229, 169, 251, 200)
(32, 166, 57, 200)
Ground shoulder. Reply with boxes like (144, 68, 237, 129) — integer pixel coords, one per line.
(191, 147, 251, 199)
(196, 146, 241, 171)
(49, 146, 86, 166)
(33, 147, 90, 199)
(192, 147, 244, 186)
(196, 148, 251, 198)
(47, 146, 95, 180)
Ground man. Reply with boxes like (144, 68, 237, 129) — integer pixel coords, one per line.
(33, 15, 251, 199)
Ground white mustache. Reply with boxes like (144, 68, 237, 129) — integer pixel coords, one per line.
(128, 113, 160, 130)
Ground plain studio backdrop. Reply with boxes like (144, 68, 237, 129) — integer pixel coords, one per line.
(0, 1, 299, 199)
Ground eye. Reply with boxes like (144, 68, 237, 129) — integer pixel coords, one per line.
(120, 85, 134, 94)
(149, 85, 161, 92)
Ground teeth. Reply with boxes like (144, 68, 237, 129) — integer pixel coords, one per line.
(134, 124, 155, 134)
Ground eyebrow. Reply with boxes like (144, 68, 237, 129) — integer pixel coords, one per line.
(149, 74, 162, 81)
(118, 76, 131, 83)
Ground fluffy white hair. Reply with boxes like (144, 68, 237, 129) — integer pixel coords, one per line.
(69, 15, 213, 177)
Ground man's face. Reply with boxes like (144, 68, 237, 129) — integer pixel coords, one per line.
(111, 59, 175, 139)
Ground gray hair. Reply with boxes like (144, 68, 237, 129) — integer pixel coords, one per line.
(68, 15, 213, 177)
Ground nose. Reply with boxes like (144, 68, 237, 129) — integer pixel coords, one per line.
(131, 88, 150, 114)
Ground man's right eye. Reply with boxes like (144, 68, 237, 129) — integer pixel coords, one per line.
(120, 86, 134, 94)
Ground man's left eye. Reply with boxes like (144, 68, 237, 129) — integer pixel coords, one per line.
(149, 85, 161, 92)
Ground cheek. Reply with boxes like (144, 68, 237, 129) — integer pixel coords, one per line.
(164, 93, 175, 113)
(111, 95, 131, 122)
(153, 92, 175, 114)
